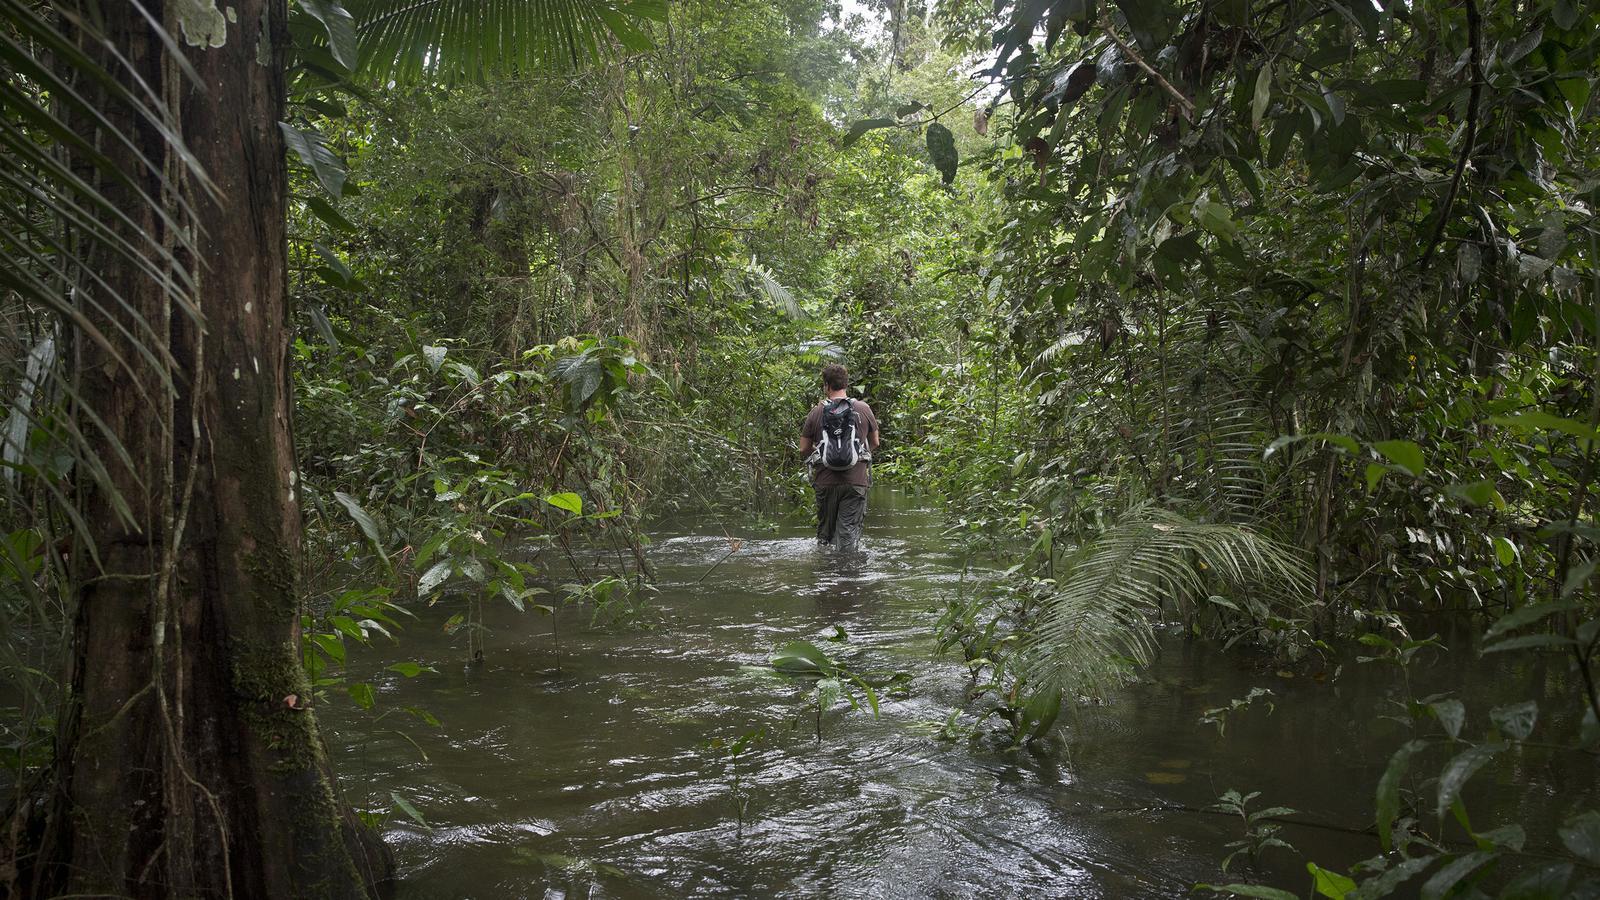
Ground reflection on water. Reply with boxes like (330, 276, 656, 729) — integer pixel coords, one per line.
(324, 487, 1594, 898)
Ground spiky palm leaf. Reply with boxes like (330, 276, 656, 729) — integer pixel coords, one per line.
(1023, 504, 1313, 699)
(347, 0, 667, 82)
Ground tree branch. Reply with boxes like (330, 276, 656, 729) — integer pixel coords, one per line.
(1100, 18, 1196, 123)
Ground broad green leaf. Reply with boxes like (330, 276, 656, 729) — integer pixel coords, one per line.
(416, 559, 452, 596)
(1563, 560, 1598, 598)
(299, 0, 359, 70)
(842, 117, 896, 147)
(421, 344, 447, 373)
(1024, 683, 1062, 739)
(1485, 600, 1582, 640)
(1365, 463, 1387, 492)
(926, 122, 958, 184)
(1197, 200, 1239, 242)
(1489, 412, 1599, 442)
(387, 661, 434, 678)
(307, 196, 357, 232)
(1308, 862, 1356, 899)
(1558, 810, 1600, 865)
(1474, 823, 1525, 852)
(1419, 851, 1495, 900)
(1436, 743, 1503, 820)
(1377, 739, 1425, 850)
(1488, 701, 1536, 740)
(1349, 854, 1435, 899)
(1447, 479, 1505, 509)
(1372, 440, 1424, 476)
(279, 122, 348, 198)
(1496, 861, 1572, 899)
(347, 681, 375, 710)
(1429, 698, 1465, 739)
(544, 492, 583, 516)
(333, 491, 388, 565)
(1482, 633, 1578, 654)
(1491, 536, 1517, 566)
(771, 640, 833, 675)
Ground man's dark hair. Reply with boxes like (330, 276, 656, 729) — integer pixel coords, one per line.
(821, 364, 849, 392)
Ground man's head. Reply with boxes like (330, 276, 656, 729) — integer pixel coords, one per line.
(821, 364, 849, 393)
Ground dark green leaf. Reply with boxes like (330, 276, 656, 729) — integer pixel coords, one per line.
(843, 117, 896, 148)
(1377, 739, 1425, 850)
(1436, 743, 1503, 820)
(279, 122, 347, 198)
(1497, 862, 1572, 899)
(333, 490, 388, 565)
(926, 122, 958, 185)
(1489, 701, 1536, 740)
(1372, 439, 1424, 476)
(1419, 851, 1495, 900)
(299, 0, 360, 70)
(1558, 810, 1600, 865)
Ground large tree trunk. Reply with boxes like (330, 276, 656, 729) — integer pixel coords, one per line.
(17, 2, 390, 896)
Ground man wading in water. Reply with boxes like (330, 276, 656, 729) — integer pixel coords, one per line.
(800, 364, 880, 550)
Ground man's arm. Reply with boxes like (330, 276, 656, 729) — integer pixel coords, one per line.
(800, 436, 814, 456)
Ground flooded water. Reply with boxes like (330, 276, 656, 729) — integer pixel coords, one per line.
(325, 488, 1596, 898)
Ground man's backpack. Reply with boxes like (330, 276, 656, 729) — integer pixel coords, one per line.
(818, 398, 869, 471)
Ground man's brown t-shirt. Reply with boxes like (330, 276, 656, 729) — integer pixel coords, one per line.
(803, 398, 879, 487)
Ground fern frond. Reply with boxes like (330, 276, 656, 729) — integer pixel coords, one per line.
(1023, 504, 1312, 699)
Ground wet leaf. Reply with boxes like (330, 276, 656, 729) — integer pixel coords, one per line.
(1377, 739, 1424, 850)
(1558, 810, 1600, 865)
(1419, 850, 1494, 900)
(1474, 823, 1524, 852)
(1436, 742, 1503, 820)
(1497, 861, 1572, 899)
(422, 344, 447, 373)
(1429, 699, 1465, 739)
(770, 640, 833, 675)
(418, 559, 452, 595)
(1488, 701, 1536, 740)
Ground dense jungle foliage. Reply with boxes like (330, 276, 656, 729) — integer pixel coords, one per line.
(2, 0, 1599, 896)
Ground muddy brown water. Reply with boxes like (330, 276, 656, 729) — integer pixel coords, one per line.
(325, 488, 1595, 898)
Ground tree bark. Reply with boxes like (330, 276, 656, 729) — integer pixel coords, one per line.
(15, 2, 390, 897)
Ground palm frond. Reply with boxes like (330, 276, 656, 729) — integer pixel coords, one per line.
(1023, 503, 1313, 699)
(2, 0, 211, 542)
(748, 260, 802, 320)
(348, 0, 666, 82)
